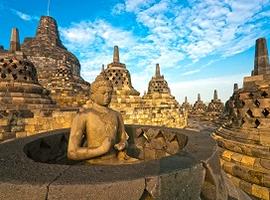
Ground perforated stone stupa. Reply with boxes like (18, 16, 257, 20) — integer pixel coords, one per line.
(103, 46, 142, 116)
(181, 96, 192, 113)
(213, 38, 270, 199)
(21, 16, 90, 108)
(101, 47, 187, 128)
(140, 64, 187, 128)
(224, 83, 239, 121)
(0, 28, 76, 141)
(105, 46, 140, 96)
(207, 90, 224, 115)
(191, 93, 207, 115)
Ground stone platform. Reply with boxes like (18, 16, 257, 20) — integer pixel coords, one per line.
(0, 124, 233, 200)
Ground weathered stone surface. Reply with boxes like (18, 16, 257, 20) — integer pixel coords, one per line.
(9, 28, 20, 52)
(253, 38, 270, 76)
(21, 16, 90, 108)
(207, 89, 224, 117)
(214, 38, 270, 199)
(181, 96, 192, 113)
(102, 47, 187, 129)
(48, 179, 145, 200)
(0, 183, 47, 200)
(0, 126, 226, 200)
(191, 93, 207, 115)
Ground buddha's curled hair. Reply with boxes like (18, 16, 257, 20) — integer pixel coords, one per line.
(90, 72, 113, 94)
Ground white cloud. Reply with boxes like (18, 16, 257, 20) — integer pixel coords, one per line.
(120, 0, 270, 61)
(111, 3, 125, 15)
(125, 0, 155, 12)
(59, 0, 270, 102)
(60, 18, 185, 83)
(181, 69, 201, 76)
(11, 9, 38, 21)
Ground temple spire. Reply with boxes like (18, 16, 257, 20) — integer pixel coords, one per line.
(233, 83, 238, 93)
(101, 64, 105, 72)
(253, 38, 270, 75)
(214, 89, 218, 100)
(9, 28, 20, 52)
(198, 93, 201, 101)
(155, 63, 161, 77)
(36, 16, 63, 47)
(113, 46, 120, 63)
(185, 96, 188, 103)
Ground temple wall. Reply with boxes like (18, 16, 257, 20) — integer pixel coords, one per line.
(0, 109, 77, 140)
(109, 92, 187, 129)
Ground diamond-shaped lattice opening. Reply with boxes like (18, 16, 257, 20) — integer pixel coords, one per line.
(1, 73, 6, 79)
(241, 118, 245, 126)
(262, 108, 269, 117)
(255, 119, 260, 128)
(241, 100, 246, 106)
(261, 91, 268, 98)
(249, 92, 254, 98)
(254, 99, 260, 107)
(246, 109, 254, 118)
(139, 189, 153, 200)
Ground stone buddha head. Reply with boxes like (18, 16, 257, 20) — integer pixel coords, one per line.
(90, 73, 113, 106)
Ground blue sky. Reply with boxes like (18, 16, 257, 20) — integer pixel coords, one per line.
(1, 0, 270, 103)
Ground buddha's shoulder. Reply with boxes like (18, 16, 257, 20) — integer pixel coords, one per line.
(76, 108, 99, 117)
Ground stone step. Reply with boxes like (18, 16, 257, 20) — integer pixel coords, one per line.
(215, 129, 260, 145)
(220, 149, 270, 173)
(225, 172, 270, 200)
(213, 133, 270, 159)
(221, 158, 270, 188)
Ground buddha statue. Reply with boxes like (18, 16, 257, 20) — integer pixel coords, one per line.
(67, 73, 134, 164)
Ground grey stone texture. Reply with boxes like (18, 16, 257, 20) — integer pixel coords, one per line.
(253, 38, 270, 76)
(0, 125, 227, 200)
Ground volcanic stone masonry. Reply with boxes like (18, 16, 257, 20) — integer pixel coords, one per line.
(207, 89, 224, 116)
(223, 83, 239, 122)
(181, 96, 192, 113)
(191, 93, 207, 115)
(21, 16, 90, 108)
(100, 46, 187, 128)
(0, 28, 76, 141)
(213, 37, 270, 199)
(141, 64, 187, 128)
(0, 16, 187, 139)
(103, 45, 142, 114)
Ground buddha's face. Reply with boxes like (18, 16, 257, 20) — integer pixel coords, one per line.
(92, 86, 113, 106)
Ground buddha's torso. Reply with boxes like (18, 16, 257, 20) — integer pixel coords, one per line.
(85, 108, 119, 150)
